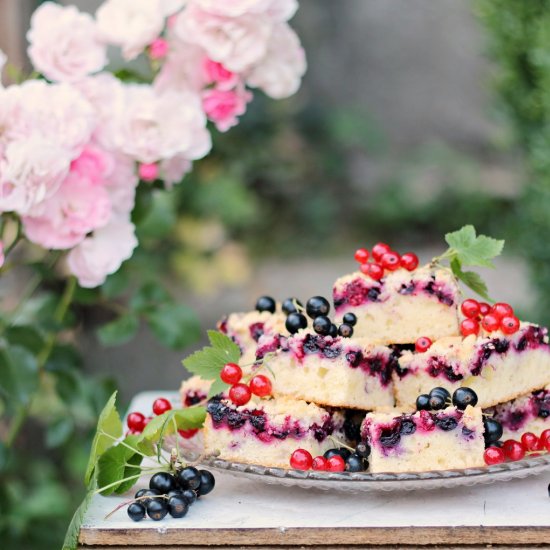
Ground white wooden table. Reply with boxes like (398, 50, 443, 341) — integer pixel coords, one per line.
(78, 392, 550, 548)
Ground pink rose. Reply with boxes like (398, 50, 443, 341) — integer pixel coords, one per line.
(27, 2, 107, 82)
(103, 153, 138, 217)
(114, 84, 211, 163)
(67, 217, 138, 288)
(96, 0, 166, 61)
(22, 170, 112, 250)
(70, 144, 115, 186)
(138, 163, 159, 182)
(0, 136, 71, 215)
(203, 59, 238, 90)
(202, 86, 252, 132)
(246, 23, 306, 99)
(176, 5, 272, 72)
(189, 0, 272, 17)
(149, 38, 170, 60)
(160, 155, 192, 187)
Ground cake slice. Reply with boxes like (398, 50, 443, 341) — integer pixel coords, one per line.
(203, 396, 347, 468)
(361, 405, 485, 473)
(258, 330, 396, 410)
(218, 309, 287, 365)
(489, 385, 550, 440)
(180, 375, 211, 407)
(333, 264, 460, 345)
(394, 323, 550, 409)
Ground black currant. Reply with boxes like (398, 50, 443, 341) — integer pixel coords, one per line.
(312, 315, 332, 336)
(168, 495, 189, 518)
(483, 418, 503, 446)
(176, 466, 202, 490)
(416, 394, 430, 411)
(323, 448, 351, 460)
(452, 387, 478, 410)
(197, 470, 216, 496)
(255, 296, 276, 314)
(167, 490, 184, 499)
(146, 499, 168, 521)
(429, 387, 451, 410)
(343, 312, 357, 326)
(127, 502, 146, 522)
(282, 297, 302, 315)
(328, 324, 338, 338)
(355, 442, 371, 458)
(338, 323, 354, 338)
(285, 312, 308, 334)
(345, 453, 366, 472)
(181, 488, 197, 505)
(149, 472, 176, 494)
(306, 296, 330, 319)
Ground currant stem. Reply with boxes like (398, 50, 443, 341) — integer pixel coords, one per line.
(328, 435, 355, 453)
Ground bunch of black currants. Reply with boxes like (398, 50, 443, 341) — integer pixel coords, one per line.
(127, 467, 215, 522)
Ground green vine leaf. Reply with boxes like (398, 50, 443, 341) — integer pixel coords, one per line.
(450, 258, 490, 300)
(444, 225, 504, 268)
(182, 330, 240, 382)
(84, 392, 122, 486)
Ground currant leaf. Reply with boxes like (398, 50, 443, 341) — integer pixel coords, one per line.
(445, 225, 504, 268)
(450, 258, 491, 300)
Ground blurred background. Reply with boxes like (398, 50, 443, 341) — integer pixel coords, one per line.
(1, 0, 548, 547)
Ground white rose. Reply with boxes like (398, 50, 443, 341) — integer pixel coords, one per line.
(189, 0, 272, 17)
(0, 136, 71, 215)
(67, 217, 138, 288)
(96, 0, 166, 60)
(27, 2, 107, 82)
(246, 23, 306, 99)
(114, 84, 211, 163)
(176, 5, 272, 72)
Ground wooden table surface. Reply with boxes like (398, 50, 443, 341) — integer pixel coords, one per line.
(78, 391, 550, 548)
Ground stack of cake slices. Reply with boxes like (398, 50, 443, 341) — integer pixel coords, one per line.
(180, 259, 550, 473)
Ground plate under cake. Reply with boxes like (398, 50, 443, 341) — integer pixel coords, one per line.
(218, 309, 287, 365)
(361, 405, 485, 473)
(332, 265, 460, 345)
(256, 330, 396, 410)
(394, 323, 550, 410)
(489, 384, 550, 440)
(203, 396, 348, 469)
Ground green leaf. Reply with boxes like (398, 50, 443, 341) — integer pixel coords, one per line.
(208, 378, 230, 399)
(84, 391, 122, 486)
(96, 439, 144, 496)
(147, 303, 201, 350)
(130, 282, 171, 314)
(183, 330, 240, 381)
(450, 258, 491, 300)
(445, 225, 504, 268)
(102, 267, 131, 299)
(62, 490, 93, 550)
(4, 325, 44, 354)
(0, 345, 39, 406)
(46, 417, 75, 448)
(97, 314, 139, 347)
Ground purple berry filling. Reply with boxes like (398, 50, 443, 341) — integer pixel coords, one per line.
(255, 334, 287, 360)
(183, 390, 207, 407)
(363, 410, 470, 456)
(206, 398, 338, 443)
(249, 322, 265, 342)
(333, 274, 456, 313)
(493, 388, 550, 432)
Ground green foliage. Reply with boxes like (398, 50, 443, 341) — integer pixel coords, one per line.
(477, 0, 550, 322)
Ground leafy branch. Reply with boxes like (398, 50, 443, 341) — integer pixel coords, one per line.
(431, 225, 504, 301)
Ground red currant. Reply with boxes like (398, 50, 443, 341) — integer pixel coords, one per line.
(290, 448, 313, 470)
(415, 336, 432, 353)
(400, 252, 419, 271)
(249, 374, 272, 397)
(127, 411, 146, 432)
(481, 313, 500, 332)
(381, 251, 401, 271)
(372, 242, 391, 261)
(360, 263, 384, 281)
(152, 398, 172, 416)
(312, 456, 328, 471)
(502, 439, 525, 461)
(478, 302, 491, 316)
(540, 429, 550, 443)
(461, 299, 480, 319)
(178, 428, 199, 439)
(326, 455, 345, 472)
(460, 318, 480, 337)
(500, 315, 520, 335)
(542, 436, 550, 452)
(220, 362, 243, 384)
(229, 383, 252, 406)
(520, 432, 540, 452)
(491, 302, 514, 319)
(484, 446, 505, 465)
(354, 248, 369, 264)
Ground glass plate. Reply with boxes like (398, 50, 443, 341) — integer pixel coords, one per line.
(202, 453, 550, 493)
